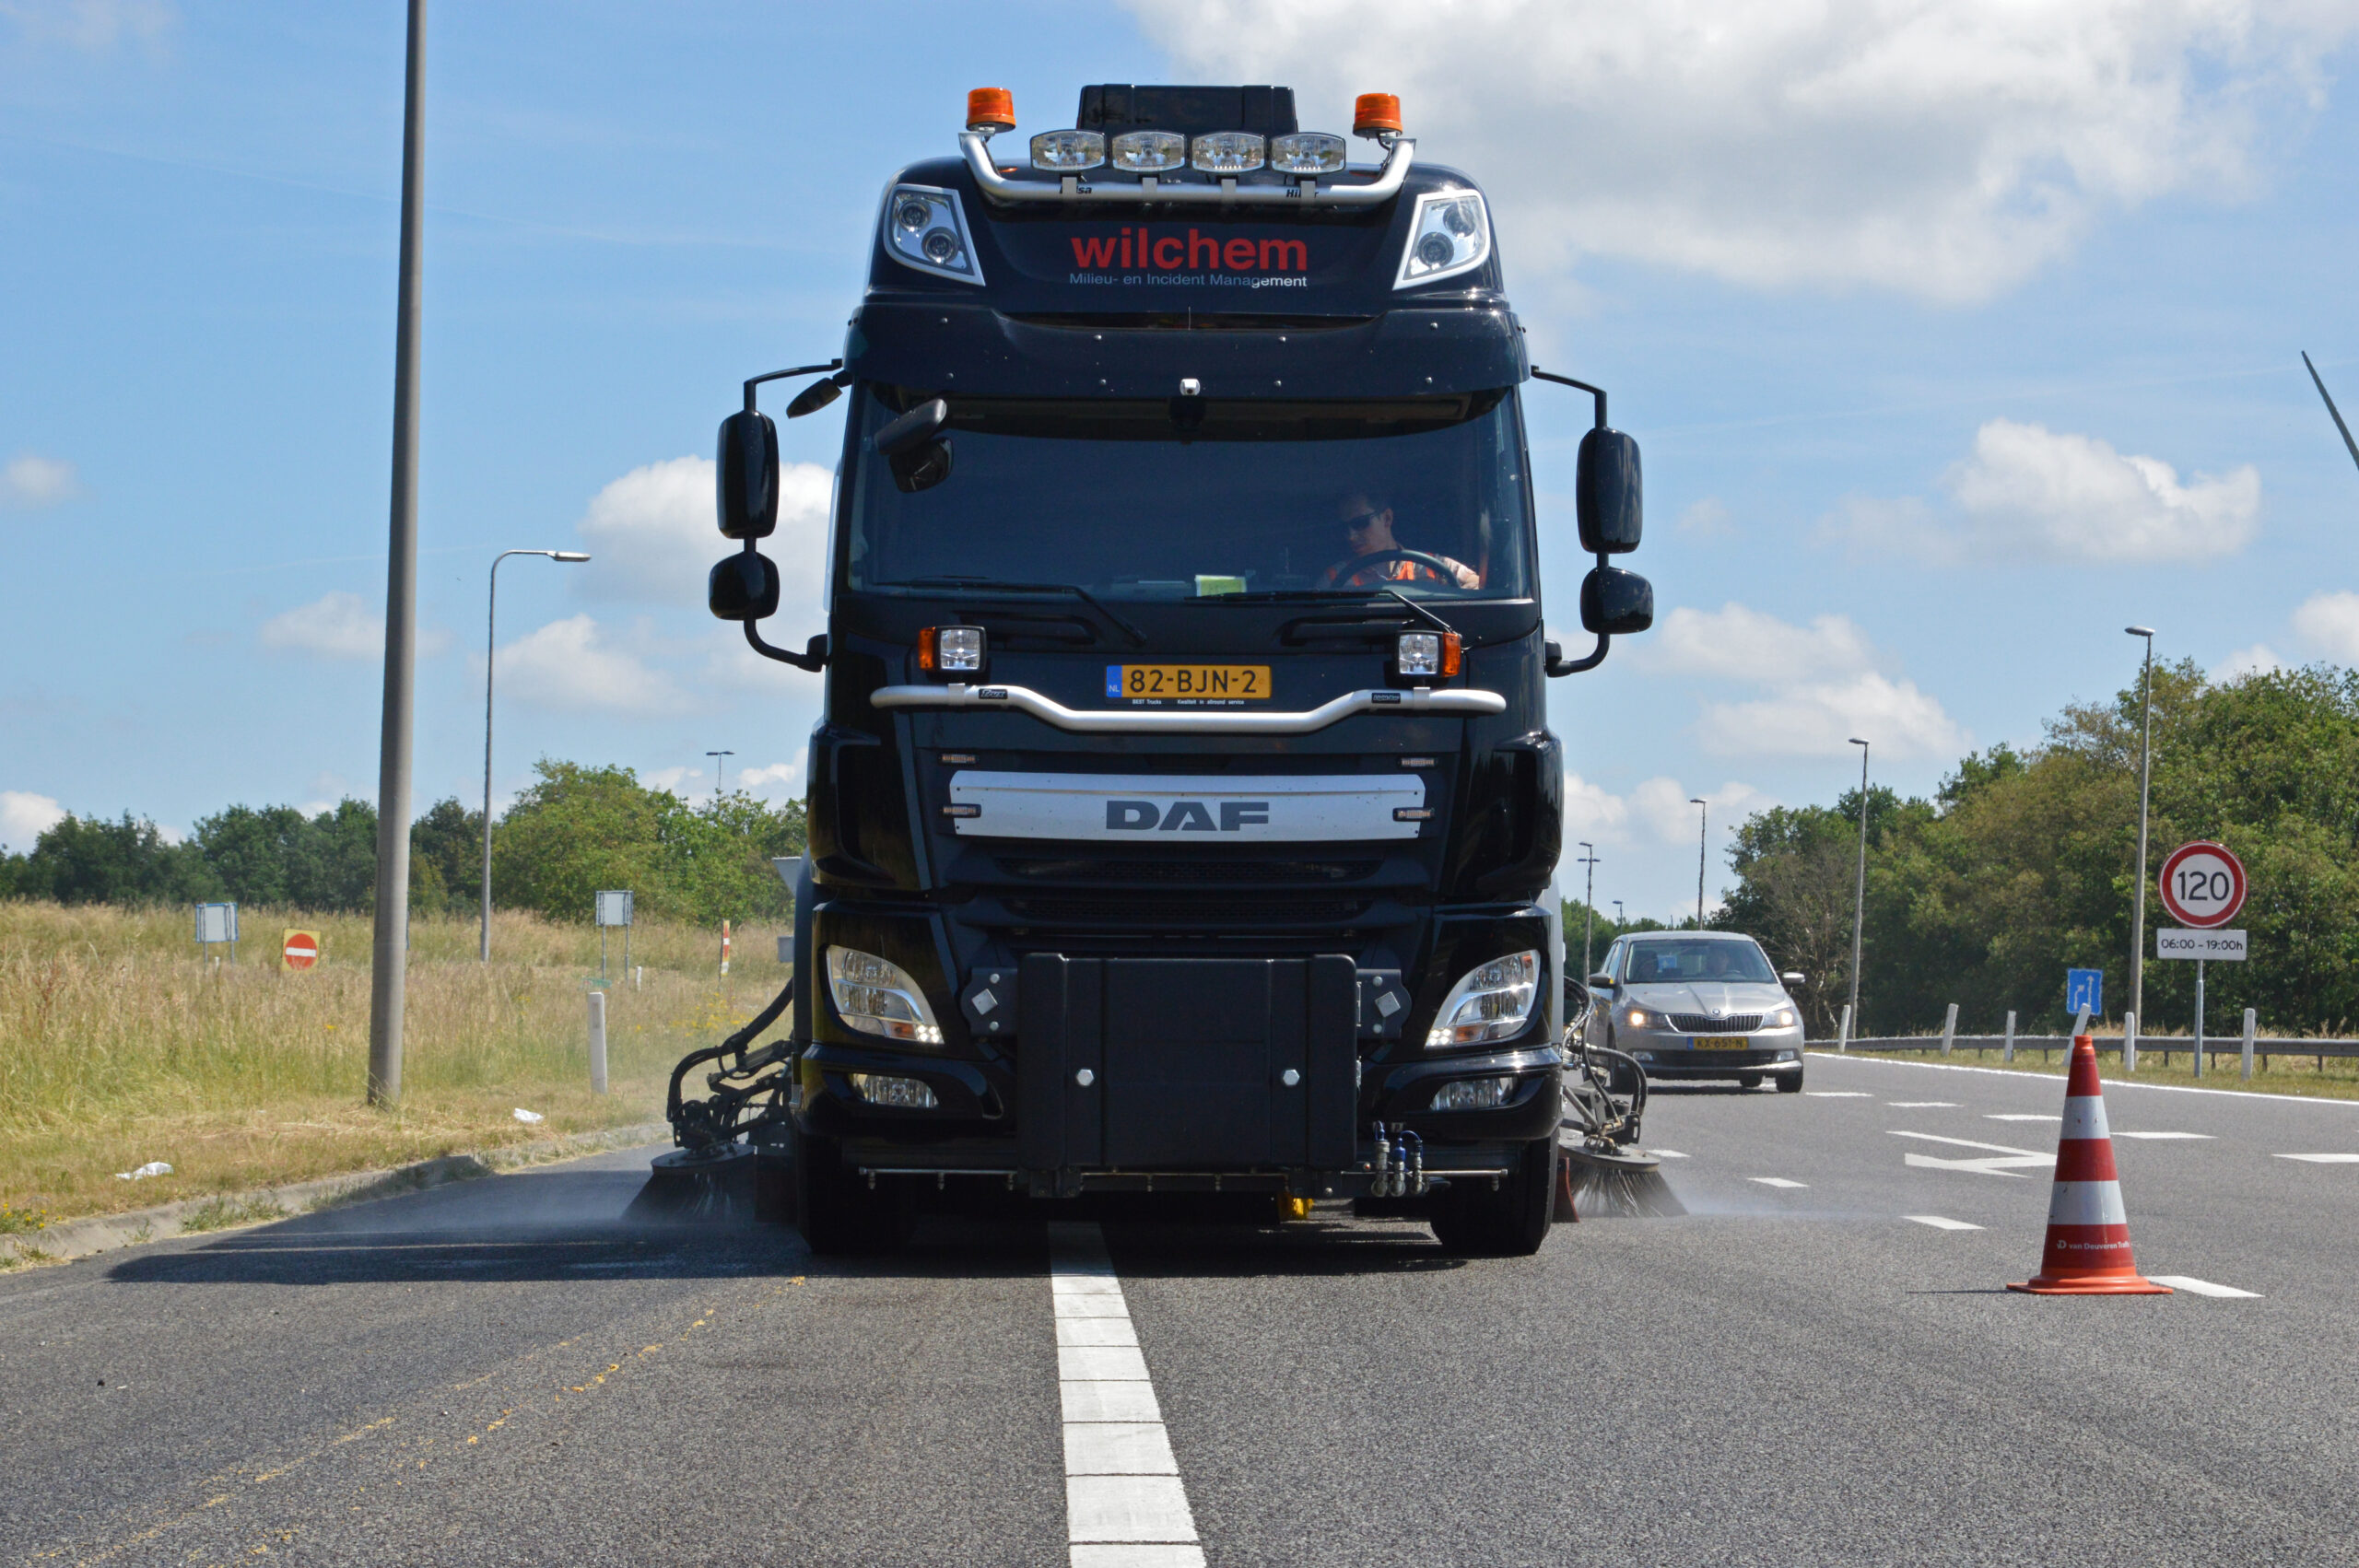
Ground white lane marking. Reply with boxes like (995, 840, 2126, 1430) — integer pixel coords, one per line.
(1987, 1114, 2060, 1122)
(2148, 1274, 2262, 1298)
(1892, 1129, 2051, 1176)
(1051, 1224, 1203, 1567)
(1645, 1149, 1689, 1159)
(2277, 1153, 2359, 1163)
(1805, 1050, 2359, 1105)
(1888, 1101, 1958, 1107)
(2115, 1131, 2215, 1141)
(1748, 1176, 1807, 1188)
(1904, 1215, 1984, 1231)
(1892, 1130, 2044, 1155)
(1805, 1091, 1872, 1097)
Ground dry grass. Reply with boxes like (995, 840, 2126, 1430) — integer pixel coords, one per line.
(0, 900, 792, 1223)
(1824, 1038, 2359, 1100)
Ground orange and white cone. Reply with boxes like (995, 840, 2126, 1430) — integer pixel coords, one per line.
(2009, 1035, 2170, 1295)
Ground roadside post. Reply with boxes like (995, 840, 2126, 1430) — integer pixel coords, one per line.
(595, 889, 634, 983)
(2124, 1010, 2139, 1072)
(1941, 1002, 1957, 1057)
(194, 901, 239, 966)
(2157, 842, 2248, 1081)
(588, 989, 608, 1094)
(2002, 1010, 2016, 1064)
(1837, 1002, 1852, 1053)
(721, 919, 733, 977)
(2242, 1008, 2258, 1082)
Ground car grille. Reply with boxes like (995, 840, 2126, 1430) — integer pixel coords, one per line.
(1663, 1012, 1765, 1034)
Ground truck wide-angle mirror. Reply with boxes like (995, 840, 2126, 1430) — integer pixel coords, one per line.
(1579, 566, 1653, 636)
(874, 398, 950, 456)
(715, 409, 780, 539)
(708, 549, 781, 622)
(1576, 427, 1642, 555)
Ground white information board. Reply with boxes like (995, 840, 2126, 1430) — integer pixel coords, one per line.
(2158, 928, 2247, 961)
(595, 889, 634, 928)
(195, 902, 238, 944)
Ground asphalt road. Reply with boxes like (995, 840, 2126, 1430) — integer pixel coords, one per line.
(6, 1051, 2359, 1566)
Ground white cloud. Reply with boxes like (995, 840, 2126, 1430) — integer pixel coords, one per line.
(1944, 419, 2259, 561)
(1130, 1, 2355, 302)
(736, 761, 804, 796)
(498, 614, 682, 715)
(1566, 772, 1769, 849)
(2211, 643, 2284, 682)
(577, 455, 833, 610)
(0, 453, 78, 507)
(259, 591, 449, 661)
(1, 790, 65, 849)
(1674, 497, 1735, 539)
(0, 0, 173, 52)
(2293, 589, 2359, 661)
(1642, 602, 1966, 759)
(1815, 494, 1958, 565)
(644, 766, 704, 798)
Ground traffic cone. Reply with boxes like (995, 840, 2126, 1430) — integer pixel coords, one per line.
(2008, 1036, 2171, 1295)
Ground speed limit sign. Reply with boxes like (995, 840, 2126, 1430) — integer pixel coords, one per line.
(2159, 841, 2247, 929)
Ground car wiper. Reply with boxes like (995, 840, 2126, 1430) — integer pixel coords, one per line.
(892, 577, 1147, 648)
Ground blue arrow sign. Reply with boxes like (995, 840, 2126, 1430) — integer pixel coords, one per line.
(2065, 968, 2104, 1017)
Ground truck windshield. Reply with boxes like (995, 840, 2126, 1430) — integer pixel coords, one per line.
(845, 387, 1534, 602)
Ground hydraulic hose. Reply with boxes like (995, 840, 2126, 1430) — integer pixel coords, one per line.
(665, 976, 795, 1141)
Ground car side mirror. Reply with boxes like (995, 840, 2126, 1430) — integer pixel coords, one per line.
(716, 410, 780, 539)
(1580, 567, 1653, 635)
(1781, 971, 1805, 987)
(1588, 972, 1615, 990)
(1576, 427, 1641, 554)
(708, 550, 780, 622)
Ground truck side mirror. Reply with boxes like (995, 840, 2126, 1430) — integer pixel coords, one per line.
(708, 550, 780, 622)
(716, 410, 780, 539)
(874, 398, 950, 456)
(1580, 566, 1653, 635)
(1576, 427, 1642, 554)
(785, 373, 845, 419)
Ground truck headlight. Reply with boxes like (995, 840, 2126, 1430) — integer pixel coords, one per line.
(826, 946, 945, 1046)
(879, 183, 982, 285)
(1395, 189, 1490, 288)
(1426, 951, 1538, 1048)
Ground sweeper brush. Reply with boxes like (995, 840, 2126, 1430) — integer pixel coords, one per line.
(624, 977, 798, 1224)
(1555, 983, 1684, 1220)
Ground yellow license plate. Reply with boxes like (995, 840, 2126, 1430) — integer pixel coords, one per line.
(1109, 664, 1272, 701)
(1695, 1036, 1751, 1050)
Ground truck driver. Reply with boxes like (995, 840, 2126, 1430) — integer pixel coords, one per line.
(1318, 489, 1481, 590)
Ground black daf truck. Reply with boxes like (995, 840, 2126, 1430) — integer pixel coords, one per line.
(668, 83, 1651, 1257)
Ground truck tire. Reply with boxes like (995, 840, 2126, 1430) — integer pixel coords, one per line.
(1430, 1136, 1555, 1257)
(795, 1131, 912, 1255)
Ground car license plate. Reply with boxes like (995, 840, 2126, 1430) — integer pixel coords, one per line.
(1109, 664, 1272, 702)
(1694, 1036, 1750, 1050)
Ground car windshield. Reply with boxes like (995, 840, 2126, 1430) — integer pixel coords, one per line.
(845, 387, 1533, 602)
(1624, 940, 1777, 985)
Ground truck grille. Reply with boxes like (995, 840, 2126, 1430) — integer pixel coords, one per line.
(997, 857, 1379, 885)
(1002, 894, 1373, 929)
(1663, 1012, 1764, 1034)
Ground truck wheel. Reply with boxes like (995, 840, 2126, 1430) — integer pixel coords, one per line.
(1429, 1137, 1555, 1258)
(795, 1132, 912, 1255)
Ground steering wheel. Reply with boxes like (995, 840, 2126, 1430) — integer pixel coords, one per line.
(1332, 548, 1474, 591)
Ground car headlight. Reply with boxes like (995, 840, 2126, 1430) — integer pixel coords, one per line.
(1426, 951, 1539, 1048)
(1625, 1008, 1650, 1028)
(826, 946, 944, 1046)
(1771, 1008, 1797, 1028)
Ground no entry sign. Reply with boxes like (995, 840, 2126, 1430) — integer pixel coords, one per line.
(281, 929, 320, 970)
(2158, 842, 2246, 929)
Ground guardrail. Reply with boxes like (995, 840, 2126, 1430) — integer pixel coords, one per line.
(1810, 1034, 2359, 1071)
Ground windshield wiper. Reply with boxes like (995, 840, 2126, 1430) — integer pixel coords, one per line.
(893, 578, 1147, 648)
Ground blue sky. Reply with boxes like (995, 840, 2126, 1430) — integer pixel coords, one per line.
(4, 1, 2357, 922)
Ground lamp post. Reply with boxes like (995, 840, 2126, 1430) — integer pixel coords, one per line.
(706, 749, 735, 796)
(1689, 799, 1708, 929)
(1613, 899, 1625, 930)
(2126, 626, 2156, 1026)
(1576, 841, 1600, 981)
(1847, 738, 1871, 1037)
(480, 549, 590, 962)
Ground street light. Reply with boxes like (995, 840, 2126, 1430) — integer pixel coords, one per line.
(707, 750, 735, 796)
(2127, 626, 2156, 1027)
(1613, 898, 1625, 929)
(480, 549, 591, 962)
(1689, 799, 1708, 930)
(1576, 841, 1600, 982)
(1847, 738, 1871, 1042)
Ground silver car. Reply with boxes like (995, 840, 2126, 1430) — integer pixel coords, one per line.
(1583, 931, 1807, 1092)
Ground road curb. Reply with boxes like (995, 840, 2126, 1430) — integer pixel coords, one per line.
(0, 1119, 668, 1271)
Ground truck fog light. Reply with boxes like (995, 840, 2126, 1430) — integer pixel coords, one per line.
(1632, 1050, 1655, 1062)
(1426, 951, 1539, 1048)
(1110, 130, 1186, 172)
(921, 624, 985, 673)
(894, 197, 932, 232)
(1029, 129, 1105, 170)
(827, 946, 945, 1046)
(1268, 132, 1345, 174)
(1431, 1076, 1516, 1112)
(1191, 131, 1265, 172)
(921, 228, 961, 265)
(850, 1073, 938, 1109)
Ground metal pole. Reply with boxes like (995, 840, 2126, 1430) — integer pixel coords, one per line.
(2003, 1009, 2015, 1065)
(1689, 799, 1707, 929)
(588, 990, 608, 1094)
(2127, 627, 2155, 1026)
(2124, 1010, 2138, 1072)
(2241, 1006, 2256, 1082)
(480, 549, 588, 962)
(2194, 959, 2206, 1078)
(1837, 1001, 1852, 1053)
(1577, 840, 1598, 982)
(367, 0, 428, 1109)
(1847, 738, 1870, 1036)
(707, 749, 734, 796)
(1941, 1001, 1957, 1058)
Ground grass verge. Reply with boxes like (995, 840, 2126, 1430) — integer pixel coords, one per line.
(1, 899, 790, 1223)
(1822, 1043, 2359, 1101)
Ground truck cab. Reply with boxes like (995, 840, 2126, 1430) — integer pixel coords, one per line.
(698, 83, 1651, 1256)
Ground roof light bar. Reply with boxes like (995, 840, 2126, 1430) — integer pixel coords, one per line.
(1029, 130, 1104, 171)
(960, 129, 1414, 207)
(1110, 130, 1187, 172)
(1269, 132, 1345, 174)
(1190, 131, 1264, 173)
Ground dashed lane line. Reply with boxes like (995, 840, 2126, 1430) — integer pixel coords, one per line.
(2115, 1131, 2216, 1141)
(2148, 1275, 2262, 1298)
(1050, 1223, 1205, 1568)
(2276, 1153, 2359, 1163)
(1904, 1215, 1985, 1231)
(1987, 1114, 2060, 1122)
(1805, 1091, 1872, 1097)
(1747, 1177, 1808, 1189)
(1888, 1101, 1958, 1108)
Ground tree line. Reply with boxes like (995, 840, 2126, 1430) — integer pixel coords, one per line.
(1719, 661, 2359, 1038)
(0, 760, 808, 928)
